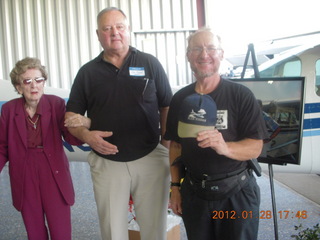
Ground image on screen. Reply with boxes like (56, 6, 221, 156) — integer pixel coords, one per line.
(231, 77, 305, 165)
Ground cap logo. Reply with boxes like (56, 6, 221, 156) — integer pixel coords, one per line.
(188, 109, 207, 123)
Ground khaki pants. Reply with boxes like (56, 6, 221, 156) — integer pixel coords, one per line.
(88, 144, 170, 240)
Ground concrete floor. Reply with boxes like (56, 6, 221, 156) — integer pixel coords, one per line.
(272, 172, 320, 205)
(1, 162, 320, 240)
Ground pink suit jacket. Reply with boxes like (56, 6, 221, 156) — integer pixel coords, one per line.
(0, 94, 82, 211)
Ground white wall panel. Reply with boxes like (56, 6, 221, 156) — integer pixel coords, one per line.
(0, 0, 197, 90)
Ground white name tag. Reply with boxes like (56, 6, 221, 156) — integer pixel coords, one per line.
(129, 67, 145, 77)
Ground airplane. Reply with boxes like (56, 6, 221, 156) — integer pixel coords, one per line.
(1, 34, 320, 174)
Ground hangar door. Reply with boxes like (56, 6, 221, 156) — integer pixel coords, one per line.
(0, 0, 198, 90)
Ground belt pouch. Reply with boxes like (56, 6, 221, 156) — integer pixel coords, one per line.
(189, 169, 250, 201)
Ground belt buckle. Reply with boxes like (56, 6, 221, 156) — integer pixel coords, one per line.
(202, 174, 208, 188)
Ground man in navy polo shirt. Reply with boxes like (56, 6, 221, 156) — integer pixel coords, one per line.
(65, 7, 172, 240)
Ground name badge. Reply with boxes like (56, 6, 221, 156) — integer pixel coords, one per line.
(129, 67, 145, 77)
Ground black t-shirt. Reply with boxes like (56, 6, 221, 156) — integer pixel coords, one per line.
(67, 47, 172, 161)
(165, 78, 268, 175)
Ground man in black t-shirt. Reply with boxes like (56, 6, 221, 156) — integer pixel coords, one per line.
(165, 28, 268, 240)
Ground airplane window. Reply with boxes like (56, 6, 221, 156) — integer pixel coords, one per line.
(316, 59, 320, 96)
(260, 56, 301, 78)
(283, 60, 301, 76)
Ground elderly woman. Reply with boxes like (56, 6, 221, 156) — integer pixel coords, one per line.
(0, 57, 89, 240)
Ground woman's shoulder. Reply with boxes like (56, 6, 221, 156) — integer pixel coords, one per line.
(2, 97, 22, 108)
(0, 98, 23, 117)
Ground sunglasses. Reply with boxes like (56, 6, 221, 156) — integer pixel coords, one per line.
(22, 77, 46, 85)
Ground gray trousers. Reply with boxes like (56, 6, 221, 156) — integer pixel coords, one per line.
(88, 144, 170, 240)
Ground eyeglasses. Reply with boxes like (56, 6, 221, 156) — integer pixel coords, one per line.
(189, 46, 221, 55)
(102, 24, 126, 32)
(22, 77, 46, 85)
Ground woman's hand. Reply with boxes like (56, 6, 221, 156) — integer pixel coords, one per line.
(64, 114, 91, 129)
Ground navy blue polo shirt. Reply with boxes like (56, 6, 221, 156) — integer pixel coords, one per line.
(67, 47, 172, 161)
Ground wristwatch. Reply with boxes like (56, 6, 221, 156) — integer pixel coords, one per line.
(170, 182, 181, 187)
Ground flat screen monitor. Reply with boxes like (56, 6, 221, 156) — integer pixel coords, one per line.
(230, 77, 305, 165)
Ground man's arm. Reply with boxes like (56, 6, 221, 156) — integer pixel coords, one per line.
(169, 140, 183, 216)
(65, 112, 91, 142)
(159, 106, 170, 148)
(197, 129, 263, 161)
(224, 138, 263, 161)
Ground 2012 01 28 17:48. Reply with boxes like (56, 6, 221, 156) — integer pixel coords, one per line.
(212, 210, 308, 220)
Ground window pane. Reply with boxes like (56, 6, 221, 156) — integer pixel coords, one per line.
(283, 60, 301, 76)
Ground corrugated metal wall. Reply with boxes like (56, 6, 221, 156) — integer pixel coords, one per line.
(0, 0, 197, 90)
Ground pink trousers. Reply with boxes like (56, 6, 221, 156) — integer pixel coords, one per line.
(21, 148, 72, 240)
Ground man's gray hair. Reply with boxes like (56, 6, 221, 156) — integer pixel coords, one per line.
(187, 27, 223, 52)
(97, 7, 127, 25)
